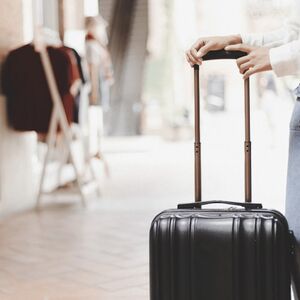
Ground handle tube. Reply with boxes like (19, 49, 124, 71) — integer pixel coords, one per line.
(244, 78, 252, 202)
(194, 65, 201, 202)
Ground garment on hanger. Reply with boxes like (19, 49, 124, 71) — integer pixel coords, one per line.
(64, 46, 90, 123)
(67, 47, 89, 84)
(59, 46, 81, 125)
(1, 44, 80, 133)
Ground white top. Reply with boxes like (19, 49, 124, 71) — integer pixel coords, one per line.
(241, 8, 300, 77)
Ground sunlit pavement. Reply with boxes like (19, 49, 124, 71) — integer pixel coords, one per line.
(0, 95, 295, 299)
(101, 104, 292, 214)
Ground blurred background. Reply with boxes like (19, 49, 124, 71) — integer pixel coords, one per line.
(0, 0, 298, 299)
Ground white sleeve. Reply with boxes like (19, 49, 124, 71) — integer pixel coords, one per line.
(269, 40, 300, 77)
(240, 9, 300, 48)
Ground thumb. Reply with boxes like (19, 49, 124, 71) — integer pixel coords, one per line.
(225, 44, 253, 53)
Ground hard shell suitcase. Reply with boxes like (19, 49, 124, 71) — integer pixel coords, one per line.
(149, 50, 295, 300)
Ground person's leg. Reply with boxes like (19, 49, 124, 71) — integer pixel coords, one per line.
(286, 100, 300, 299)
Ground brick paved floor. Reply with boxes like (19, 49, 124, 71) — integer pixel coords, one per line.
(0, 120, 293, 299)
(0, 206, 153, 299)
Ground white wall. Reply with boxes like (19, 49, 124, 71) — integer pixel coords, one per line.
(0, 0, 38, 216)
(0, 98, 38, 215)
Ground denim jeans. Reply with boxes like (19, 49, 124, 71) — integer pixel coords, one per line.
(286, 99, 300, 298)
(286, 99, 300, 242)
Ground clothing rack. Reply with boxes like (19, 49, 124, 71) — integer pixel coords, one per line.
(34, 28, 100, 208)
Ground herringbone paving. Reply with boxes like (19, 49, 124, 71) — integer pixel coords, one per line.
(0, 206, 152, 299)
(0, 133, 290, 299)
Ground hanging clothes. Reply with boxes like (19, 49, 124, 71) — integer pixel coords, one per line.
(59, 46, 81, 125)
(67, 47, 89, 85)
(1, 44, 80, 133)
(64, 46, 90, 123)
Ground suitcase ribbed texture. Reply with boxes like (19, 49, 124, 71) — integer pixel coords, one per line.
(150, 210, 292, 300)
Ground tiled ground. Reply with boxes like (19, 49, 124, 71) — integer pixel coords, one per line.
(0, 100, 294, 299)
(0, 206, 152, 300)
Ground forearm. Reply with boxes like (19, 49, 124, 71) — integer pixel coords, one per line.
(241, 12, 300, 48)
(227, 34, 243, 45)
(241, 28, 292, 48)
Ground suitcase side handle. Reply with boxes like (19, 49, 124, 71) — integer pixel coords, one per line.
(202, 50, 247, 61)
(178, 200, 262, 210)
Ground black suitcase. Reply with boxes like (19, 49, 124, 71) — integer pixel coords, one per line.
(150, 50, 295, 300)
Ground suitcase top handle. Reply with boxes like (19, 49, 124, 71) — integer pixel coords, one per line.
(201, 50, 247, 61)
(193, 50, 252, 204)
(178, 200, 262, 210)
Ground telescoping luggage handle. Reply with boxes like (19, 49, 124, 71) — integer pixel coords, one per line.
(193, 49, 252, 203)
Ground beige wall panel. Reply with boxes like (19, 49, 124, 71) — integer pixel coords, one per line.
(0, 0, 25, 55)
(64, 0, 85, 30)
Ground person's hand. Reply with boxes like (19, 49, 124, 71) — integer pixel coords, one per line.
(225, 44, 272, 79)
(185, 35, 242, 67)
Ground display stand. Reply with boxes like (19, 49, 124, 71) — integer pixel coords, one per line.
(35, 28, 100, 208)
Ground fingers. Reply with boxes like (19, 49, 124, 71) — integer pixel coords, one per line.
(225, 44, 253, 53)
(198, 42, 213, 57)
(185, 39, 205, 67)
(236, 55, 249, 67)
(236, 54, 254, 75)
(185, 51, 198, 66)
(240, 61, 254, 74)
(192, 39, 205, 51)
(186, 46, 203, 67)
(243, 66, 259, 79)
(185, 52, 193, 66)
(191, 48, 202, 63)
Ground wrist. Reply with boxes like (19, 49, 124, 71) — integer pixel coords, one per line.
(229, 34, 242, 45)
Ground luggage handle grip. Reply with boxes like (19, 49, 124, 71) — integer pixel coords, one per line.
(178, 200, 262, 210)
(201, 50, 247, 61)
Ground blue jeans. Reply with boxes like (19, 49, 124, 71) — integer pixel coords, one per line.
(286, 99, 300, 242)
(286, 99, 300, 297)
